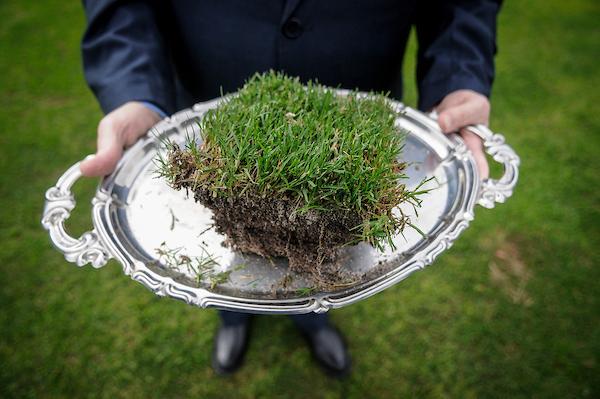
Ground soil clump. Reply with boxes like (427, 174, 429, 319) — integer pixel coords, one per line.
(168, 148, 361, 287)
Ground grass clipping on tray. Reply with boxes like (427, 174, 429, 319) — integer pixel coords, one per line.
(157, 71, 426, 281)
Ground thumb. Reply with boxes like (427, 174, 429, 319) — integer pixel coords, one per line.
(80, 122, 124, 177)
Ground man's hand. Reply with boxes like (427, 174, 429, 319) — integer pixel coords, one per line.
(80, 101, 162, 176)
(435, 90, 490, 179)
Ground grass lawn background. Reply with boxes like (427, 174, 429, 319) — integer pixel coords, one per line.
(0, 0, 598, 398)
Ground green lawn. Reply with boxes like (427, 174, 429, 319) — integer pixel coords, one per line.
(0, 1, 598, 398)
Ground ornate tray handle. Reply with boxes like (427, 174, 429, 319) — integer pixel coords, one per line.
(41, 159, 111, 268)
(465, 124, 521, 209)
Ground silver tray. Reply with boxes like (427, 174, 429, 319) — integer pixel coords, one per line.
(42, 93, 519, 314)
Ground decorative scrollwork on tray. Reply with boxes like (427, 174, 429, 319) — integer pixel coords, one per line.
(311, 297, 335, 314)
(132, 270, 198, 305)
(41, 162, 111, 269)
(465, 125, 520, 209)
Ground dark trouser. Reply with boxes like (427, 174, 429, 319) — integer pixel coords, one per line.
(219, 310, 329, 333)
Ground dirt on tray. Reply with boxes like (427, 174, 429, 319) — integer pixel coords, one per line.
(168, 149, 362, 289)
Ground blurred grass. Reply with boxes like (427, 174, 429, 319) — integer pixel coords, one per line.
(0, 0, 598, 398)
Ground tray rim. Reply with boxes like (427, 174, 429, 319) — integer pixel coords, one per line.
(42, 92, 520, 314)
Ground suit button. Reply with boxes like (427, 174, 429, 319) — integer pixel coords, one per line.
(282, 17, 303, 39)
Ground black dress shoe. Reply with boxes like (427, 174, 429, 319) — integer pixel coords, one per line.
(211, 318, 251, 375)
(301, 324, 352, 378)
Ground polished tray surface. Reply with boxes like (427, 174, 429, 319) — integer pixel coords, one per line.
(42, 93, 519, 314)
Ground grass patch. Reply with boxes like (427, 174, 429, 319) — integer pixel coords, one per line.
(158, 71, 424, 251)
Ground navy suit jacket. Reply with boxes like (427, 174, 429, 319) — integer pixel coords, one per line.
(82, 0, 501, 115)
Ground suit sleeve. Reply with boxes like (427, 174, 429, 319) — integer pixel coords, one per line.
(81, 0, 176, 114)
(415, 0, 502, 111)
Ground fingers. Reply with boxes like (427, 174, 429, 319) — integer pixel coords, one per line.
(80, 119, 124, 176)
(80, 102, 162, 177)
(439, 101, 476, 133)
(435, 90, 491, 179)
(436, 91, 490, 134)
(461, 128, 489, 179)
